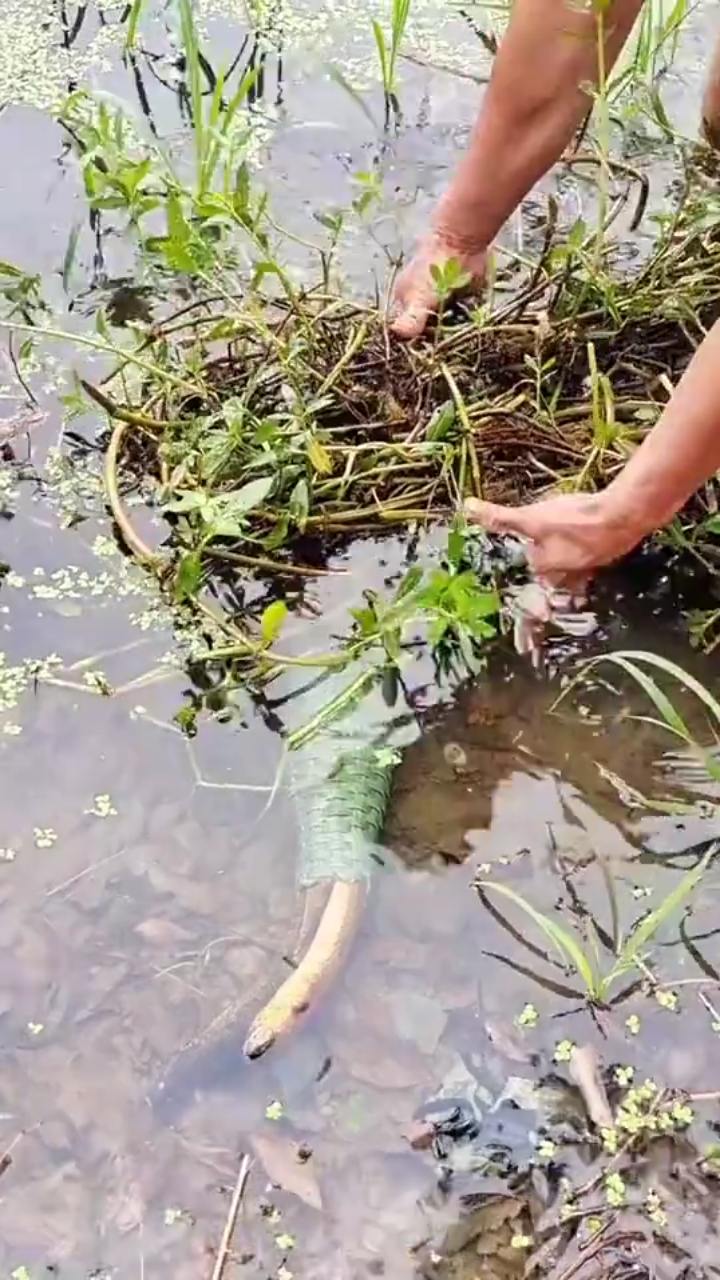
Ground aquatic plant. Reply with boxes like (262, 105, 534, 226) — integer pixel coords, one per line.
(1, 0, 716, 723)
(563, 649, 720, 786)
(477, 845, 714, 1005)
(371, 0, 412, 121)
(478, 648, 720, 1002)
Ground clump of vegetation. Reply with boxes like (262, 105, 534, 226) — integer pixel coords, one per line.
(477, 844, 715, 1006)
(2, 0, 718, 690)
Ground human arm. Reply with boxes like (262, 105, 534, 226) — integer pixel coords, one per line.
(464, 317, 720, 583)
(392, 0, 644, 338)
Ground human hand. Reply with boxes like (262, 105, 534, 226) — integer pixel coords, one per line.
(464, 490, 645, 592)
(391, 226, 487, 340)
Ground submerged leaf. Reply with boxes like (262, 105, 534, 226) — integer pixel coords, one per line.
(478, 880, 599, 996)
(251, 1133, 322, 1209)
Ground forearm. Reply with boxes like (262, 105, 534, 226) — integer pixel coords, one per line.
(604, 320, 720, 539)
(436, 0, 643, 247)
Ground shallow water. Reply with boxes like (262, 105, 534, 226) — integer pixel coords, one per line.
(2, 2, 720, 1277)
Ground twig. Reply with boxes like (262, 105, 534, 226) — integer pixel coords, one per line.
(46, 846, 129, 898)
(81, 377, 173, 430)
(568, 1044, 614, 1131)
(210, 1152, 252, 1280)
(698, 987, 720, 1024)
(8, 333, 38, 406)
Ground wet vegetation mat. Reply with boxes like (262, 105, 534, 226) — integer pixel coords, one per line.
(94, 152, 720, 610)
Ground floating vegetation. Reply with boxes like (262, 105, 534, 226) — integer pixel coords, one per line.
(82, 149, 720, 606)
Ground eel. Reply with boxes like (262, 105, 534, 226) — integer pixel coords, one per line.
(156, 576, 597, 1098)
(154, 661, 413, 1108)
(241, 581, 600, 1058)
(242, 663, 412, 1058)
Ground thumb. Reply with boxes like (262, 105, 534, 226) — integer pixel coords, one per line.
(391, 299, 432, 340)
(464, 497, 545, 540)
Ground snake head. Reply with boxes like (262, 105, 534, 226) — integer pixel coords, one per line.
(243, 1023, 277, 1059)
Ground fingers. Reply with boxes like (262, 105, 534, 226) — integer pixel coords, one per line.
(390, 271, 437, 339)
(391, 299, 434, 340)
(464, 497, 544, 540)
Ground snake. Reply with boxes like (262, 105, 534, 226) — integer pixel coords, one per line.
(155, 661, 413, 1109)
(157, 578, 597, 1103)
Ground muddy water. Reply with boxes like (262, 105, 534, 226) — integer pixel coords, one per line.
(2, 1, 720, 1277)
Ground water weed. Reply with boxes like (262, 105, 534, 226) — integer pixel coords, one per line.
(477, 845, 715, 1004)
(372, 0, 412, 121)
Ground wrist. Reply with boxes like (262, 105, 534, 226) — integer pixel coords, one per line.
(431, 194, 491, 256)
(597, 480, 668, 554)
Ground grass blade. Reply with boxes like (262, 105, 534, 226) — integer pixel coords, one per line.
(481, 950, 584, 1000)
(372, 20, 390, 93)
(601, 650, 720, 728)
(325, 65, 378, 129)
(124, 0, 146, 51)
(179, 0, 205, 186)
(590, 651, 720, 783)
(478, 880, 599, 996)
(608, 844, 716, 985)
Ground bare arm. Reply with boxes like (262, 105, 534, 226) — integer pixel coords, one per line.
(434, 0, 644, 246)
(604, 320, 720, 537)
(393, 0, 645, 336)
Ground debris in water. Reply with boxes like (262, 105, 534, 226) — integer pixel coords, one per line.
(567, 1044, 613, 1132)
(508, 582, 598, 667)
(443, 741, 468, 771)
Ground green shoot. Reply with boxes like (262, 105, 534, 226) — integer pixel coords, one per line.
(478, 846, 715, 1004)
(372, 0, 412, 121)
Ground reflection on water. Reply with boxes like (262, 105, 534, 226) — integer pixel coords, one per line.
(1, 576, 720, 1275)
(1, 0, 720, 1275)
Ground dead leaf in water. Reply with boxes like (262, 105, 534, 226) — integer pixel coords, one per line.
(568, 1044, 613, 1132)
(335, 1029, 431, 1089)
(251, 1132, 323, 1210)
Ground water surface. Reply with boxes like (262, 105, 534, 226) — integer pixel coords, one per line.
(1, 2, 720, 1276)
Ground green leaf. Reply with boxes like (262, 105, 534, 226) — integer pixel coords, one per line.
(61, 221, 82, 294)
(307, 435, 333, 475)
(174, 550, 203, 602)
(221, 475, 274, 518)
(124, 0, 146, 49)
(395, 565, 423, 600)
(289, 477, 310, 529)
(609, 845, 716, 985)
(261, 600, 288, 646)
(0, 259, 28, 279)
(478, 880, 599, 996)
(163, 489, 208, 515)
(447, 524, 466, 569)
(234, 162, 250, 215)
(426, 401, 456, 441)
(371, 18, 389, 85)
